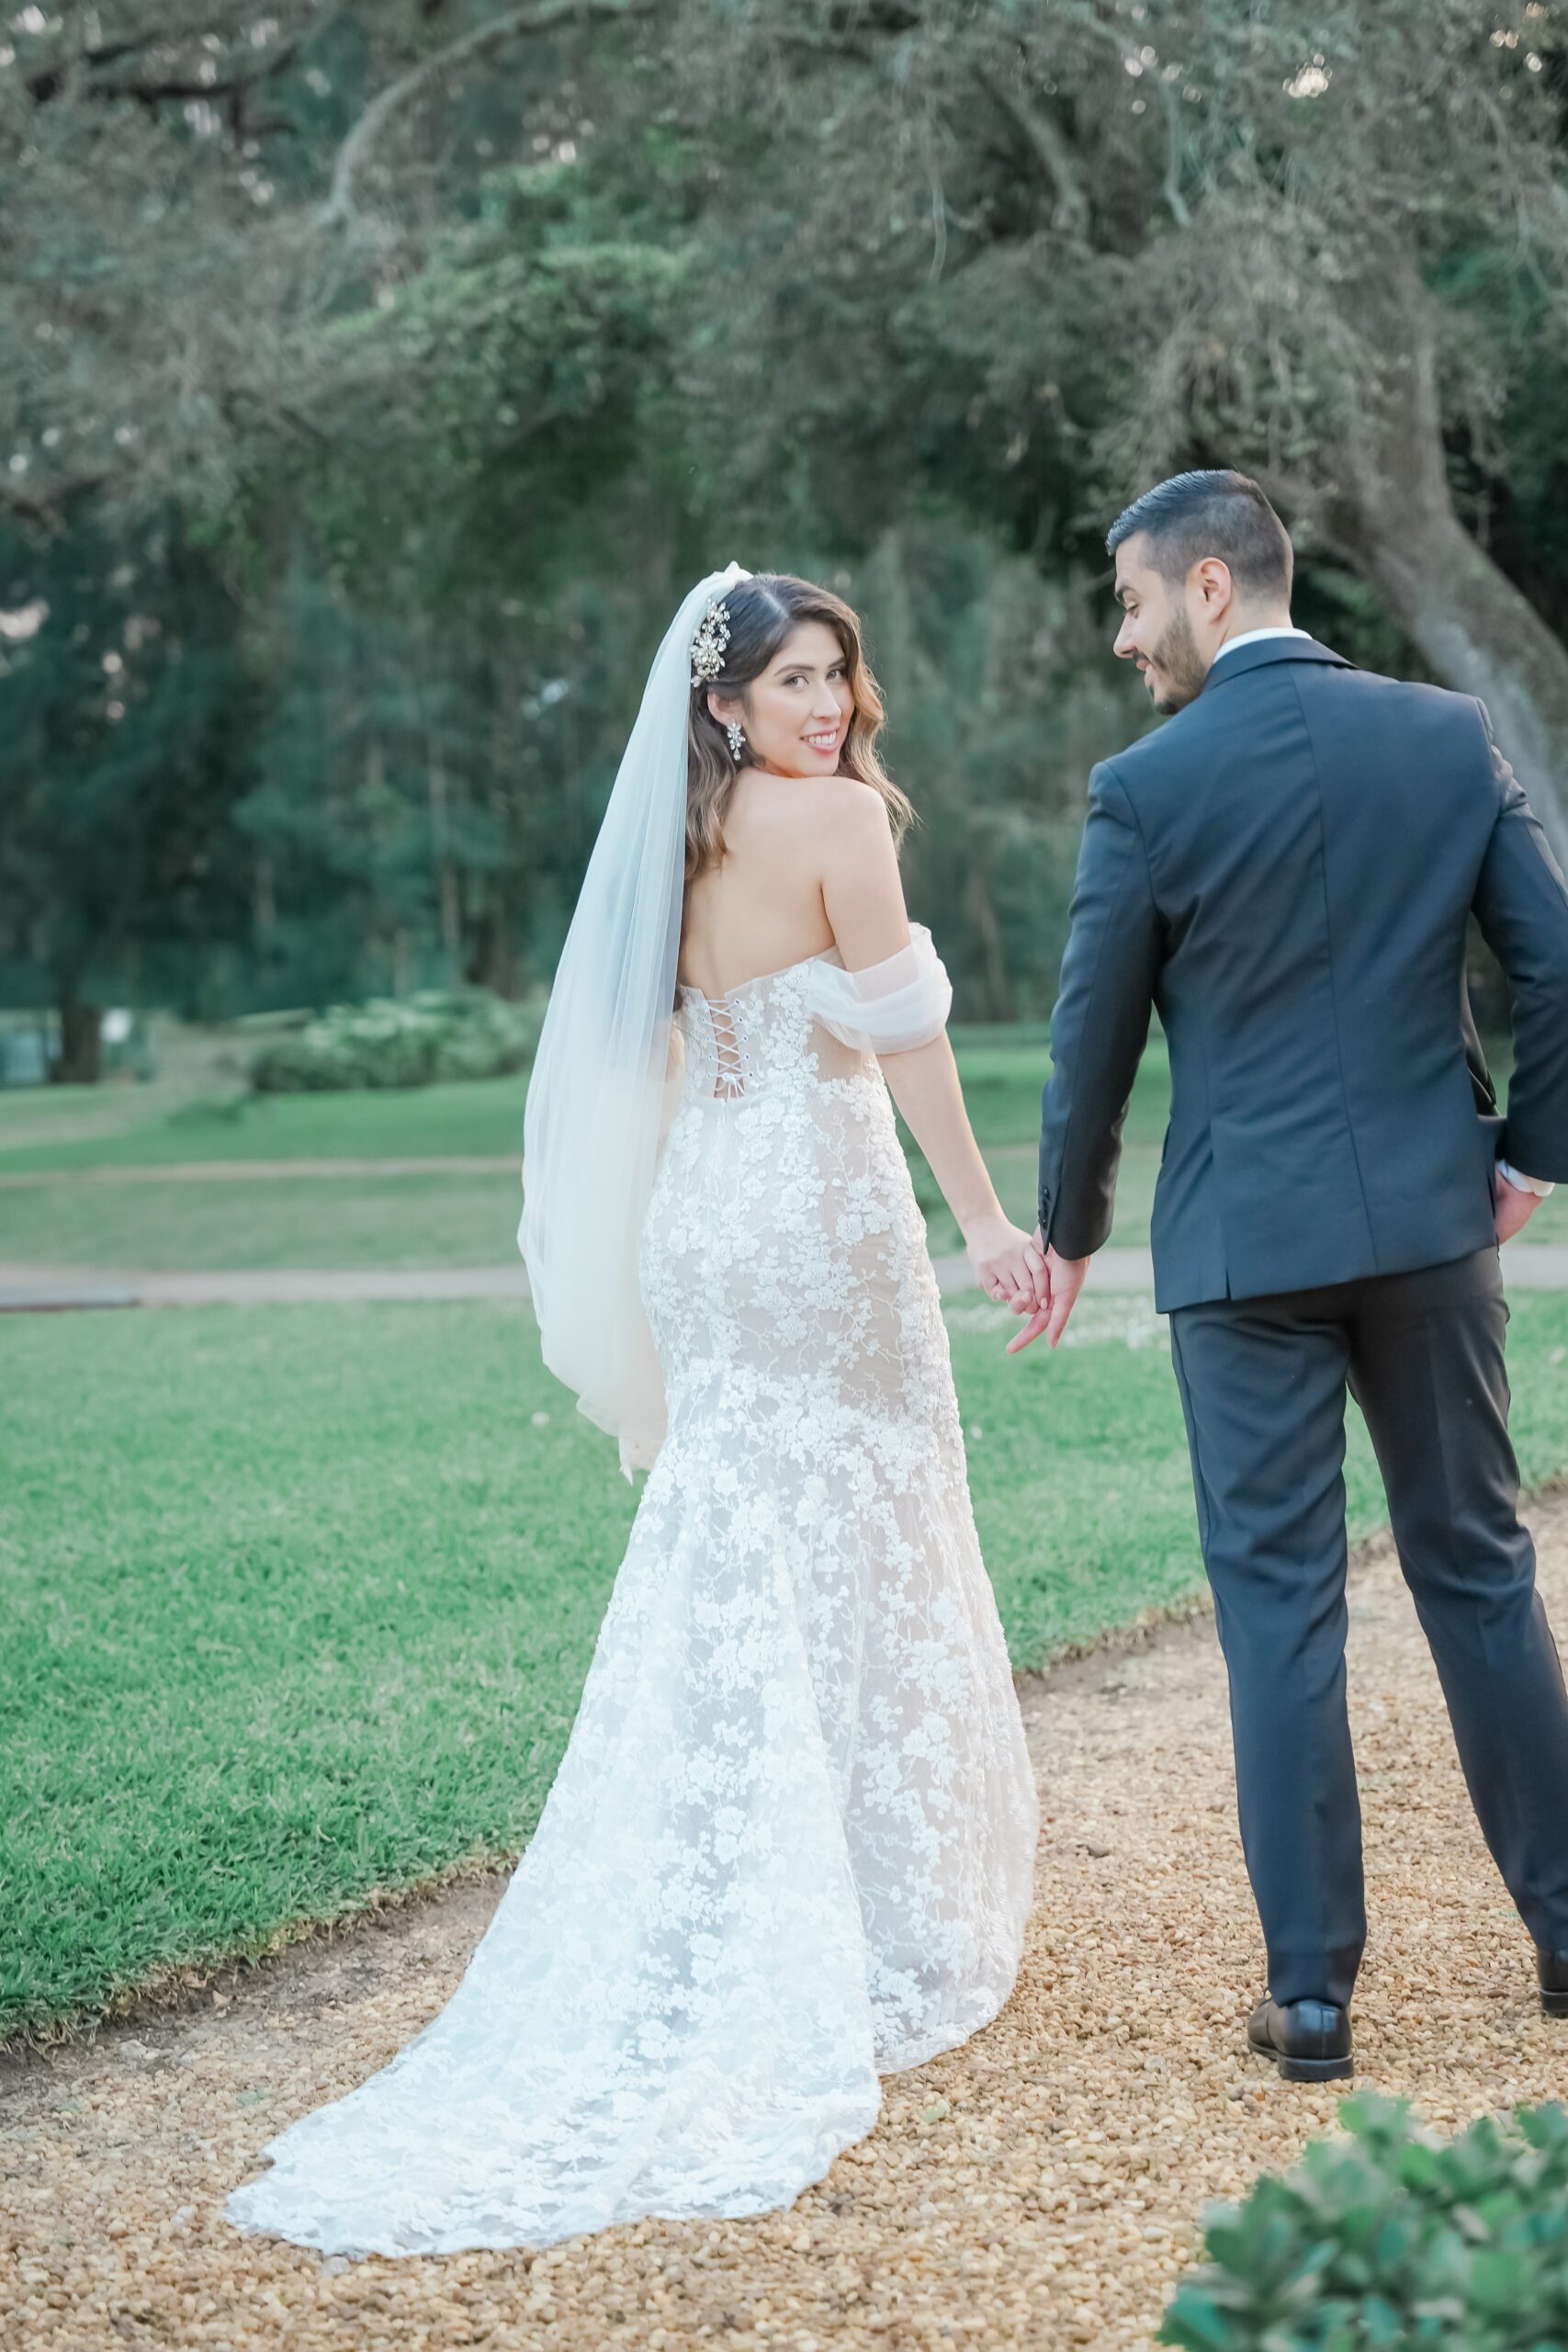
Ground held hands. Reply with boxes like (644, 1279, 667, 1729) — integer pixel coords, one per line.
(1004, 1225, 1089, 1354)
(987, 1173, 1539, 1351)
(979, 1179, 1539, 1353)
(1496, 1171, 1541, 1247)
(964, 1213, 1047, 1319)
(962, 1214, 1089, 1351)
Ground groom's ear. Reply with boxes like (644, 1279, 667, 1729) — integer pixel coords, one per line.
(1192, 557, 1235, 617)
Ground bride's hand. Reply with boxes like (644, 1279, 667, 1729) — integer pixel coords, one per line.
(964, 1214, 1046, 1311)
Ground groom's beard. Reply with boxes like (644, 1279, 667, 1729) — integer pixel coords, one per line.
(1148, 607, 1207, 713)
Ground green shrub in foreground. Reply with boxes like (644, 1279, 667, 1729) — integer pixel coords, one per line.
(1161, 2093, 1568, 2350)
(250, 988, 542, 1091)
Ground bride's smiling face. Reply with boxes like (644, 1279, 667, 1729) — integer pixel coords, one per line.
(710, 621, 854, 777)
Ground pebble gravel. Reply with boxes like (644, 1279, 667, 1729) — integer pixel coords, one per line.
(6, 1493, 1568, 2350)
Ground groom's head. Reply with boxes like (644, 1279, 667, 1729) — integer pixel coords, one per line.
(1106, 470, 1293, 714)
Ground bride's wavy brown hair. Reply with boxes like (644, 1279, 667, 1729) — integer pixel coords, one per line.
(685, 573, 914, 880)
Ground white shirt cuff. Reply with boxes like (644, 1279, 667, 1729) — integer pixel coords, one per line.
(1498, 1159, 1556, 1198)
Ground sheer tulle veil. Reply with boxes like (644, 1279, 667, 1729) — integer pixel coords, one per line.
(519, 564, 752, 1477)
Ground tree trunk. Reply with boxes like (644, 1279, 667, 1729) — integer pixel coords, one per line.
(465, 907, 521, 999)
(52, 996, 101, 1084)
(427, 752, 460, 964)
(253, 853, 277, 971)
(1285, 267, 1568, 866)
(1344, 503, 1568, 869)
(963, 858, 1013, 1022)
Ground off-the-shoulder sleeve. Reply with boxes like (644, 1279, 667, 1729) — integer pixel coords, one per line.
(803, 922, 953, 1053)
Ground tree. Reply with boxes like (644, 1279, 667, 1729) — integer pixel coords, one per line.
(0, 5, 711, 1043)
(6, 1, 1568, 1046)
(0, 511, 254, 1075)
(678, 0, 1568, 856)
(0, 2, 668, 538)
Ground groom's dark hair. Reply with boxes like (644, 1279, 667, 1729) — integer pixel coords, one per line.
(1106, 469, 1292, 600)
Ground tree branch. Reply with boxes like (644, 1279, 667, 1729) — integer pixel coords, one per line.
(1074, 6, 1191, 229)
(1160, 74, 1191, 230)
(973, 62, 1089, 236)
(774, 29, 876, 67)
(25, 35, 149, 102)
(23, 6, 330, 107)
(0, 469, 116, 529)
(83, 14, 338, 109)
(319, 0, 659, 229)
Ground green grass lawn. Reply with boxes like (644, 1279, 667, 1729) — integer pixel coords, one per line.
(905, 1026, 1171, 1256)
(0, 1071, 527, 1171)
(0, 1170, 525, 1270)
(8, 1026, 1562, 1268)
(0, 1028, 1079, 1270)
(4, 1020, 1566, 2040)
(2, 1303, 631, 2040)
(5, 1292, 1568, 2041)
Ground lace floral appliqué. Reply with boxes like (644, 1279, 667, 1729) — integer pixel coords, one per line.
(227, 947, 1037, 2258)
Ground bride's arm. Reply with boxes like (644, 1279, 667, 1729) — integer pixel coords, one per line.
(820, 787, 1043, 1306)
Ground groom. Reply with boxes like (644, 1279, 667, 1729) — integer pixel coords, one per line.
(1015, 468, 1568, 2081)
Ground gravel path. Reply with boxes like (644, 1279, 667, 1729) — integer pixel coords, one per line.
(6, 1496, 1568, 2350)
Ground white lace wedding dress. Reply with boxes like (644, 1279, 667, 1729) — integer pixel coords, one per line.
(227, 931, 1038, 2257)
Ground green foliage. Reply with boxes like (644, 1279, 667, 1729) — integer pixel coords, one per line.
(9, 2, 1568, 1045)
(249, 987, 541, 1092)
(1161, 2093, 1568, 2350)
(0, 509, 255, 1039)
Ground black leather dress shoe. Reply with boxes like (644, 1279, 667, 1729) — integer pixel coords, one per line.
(1247, 1996, 1353, 2083)
(1537, 1949, 1568, 2017)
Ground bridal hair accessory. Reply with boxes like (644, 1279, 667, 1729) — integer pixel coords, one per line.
(725, 718, 746, 763)
(521, 562, 751, 1480)
(689, 595, 732, 687)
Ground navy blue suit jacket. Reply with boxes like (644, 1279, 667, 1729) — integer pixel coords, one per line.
(1037, 638, 1568, 1311)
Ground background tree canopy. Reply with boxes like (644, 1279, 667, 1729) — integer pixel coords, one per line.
(4, 0, 1567, 1074)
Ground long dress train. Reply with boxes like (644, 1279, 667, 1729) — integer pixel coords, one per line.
(227, 933, 1038, 2256)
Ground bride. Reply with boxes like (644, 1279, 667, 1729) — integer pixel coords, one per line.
(227, 563, 1042, 2257)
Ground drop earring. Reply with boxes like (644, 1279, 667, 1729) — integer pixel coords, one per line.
(725, 718, 746, 764)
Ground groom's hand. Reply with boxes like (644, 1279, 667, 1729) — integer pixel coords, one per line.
(1007, 1229, 1089, 1352)
(1496, 1171, 1541, 1247)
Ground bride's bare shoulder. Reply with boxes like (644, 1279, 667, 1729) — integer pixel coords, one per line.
(741, 771, 889, 848)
